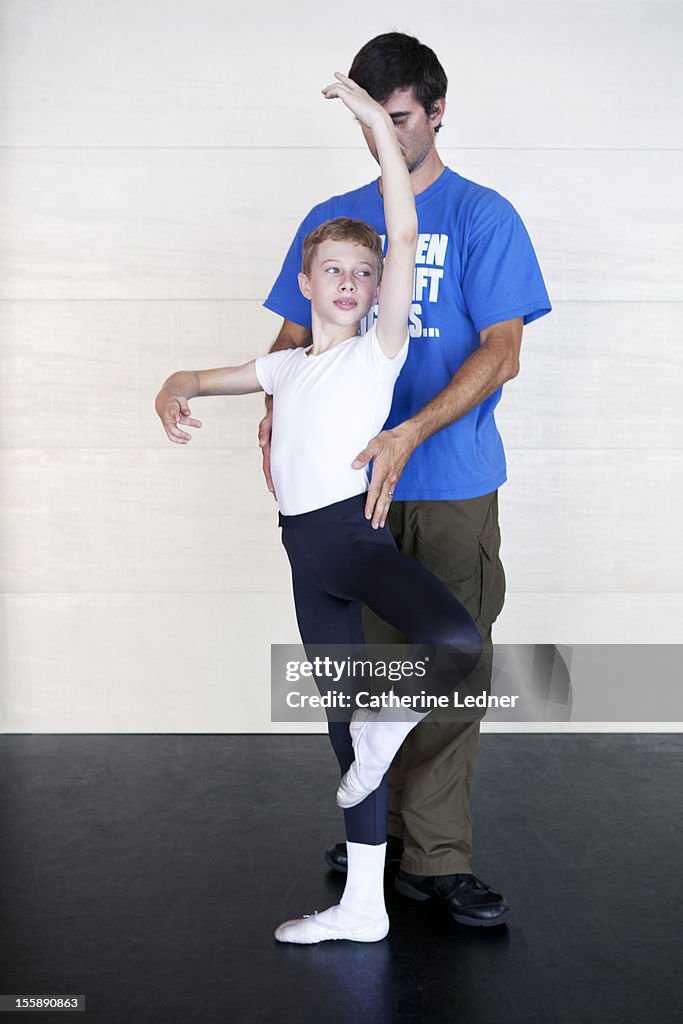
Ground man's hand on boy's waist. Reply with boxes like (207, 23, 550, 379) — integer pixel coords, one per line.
(352, 421, 421, 529)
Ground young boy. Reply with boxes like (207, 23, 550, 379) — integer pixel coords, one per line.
(155, 75, 481, 944)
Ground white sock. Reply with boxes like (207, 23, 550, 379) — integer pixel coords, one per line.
(303, 841, 387, 929)
(340, 840, 387, 918)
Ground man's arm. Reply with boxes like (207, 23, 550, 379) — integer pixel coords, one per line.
(269, 319, 312, 354)
(399, 317, 522, 446)
(354, 316, 523, 526)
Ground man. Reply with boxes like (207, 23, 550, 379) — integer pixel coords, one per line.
(260, 33, 551, 928)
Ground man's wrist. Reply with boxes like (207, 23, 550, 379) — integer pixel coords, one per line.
(392, 417, 426, 450)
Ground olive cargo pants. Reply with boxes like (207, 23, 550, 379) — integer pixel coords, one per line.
(362, 490, 506, 875)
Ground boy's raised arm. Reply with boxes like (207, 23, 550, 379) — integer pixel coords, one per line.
(322, 73, 417, 356)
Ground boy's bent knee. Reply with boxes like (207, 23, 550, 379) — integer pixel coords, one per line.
(422, 621, 484, 687)
(430, 617, 483, 660)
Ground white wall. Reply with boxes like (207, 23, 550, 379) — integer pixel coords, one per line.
(1, 0, 681, 731)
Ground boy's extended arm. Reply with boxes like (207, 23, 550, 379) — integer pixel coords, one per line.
(322, 74, 417, 356)
(155, 361, 263, 444)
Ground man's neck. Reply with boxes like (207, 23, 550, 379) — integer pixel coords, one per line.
(379, 149, 446, 198)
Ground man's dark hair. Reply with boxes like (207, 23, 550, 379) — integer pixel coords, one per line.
(349, 33, 447, 132)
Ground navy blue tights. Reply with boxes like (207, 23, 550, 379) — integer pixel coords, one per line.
(279, 493, 482, 846)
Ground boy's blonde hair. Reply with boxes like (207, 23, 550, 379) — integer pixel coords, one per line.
(301, 217, 384, 281)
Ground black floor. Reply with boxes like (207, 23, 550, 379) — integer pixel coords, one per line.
(0, 734, 681, 1024)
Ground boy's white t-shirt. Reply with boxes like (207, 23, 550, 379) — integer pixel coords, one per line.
(254, 322, 409, 516)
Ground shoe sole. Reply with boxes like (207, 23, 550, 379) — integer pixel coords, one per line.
(394, 874, 432, 901)
(395, 875, 510, 927)
(336, 766, 386, 809)
(449, 907, 510, 928)
(275, 916, 390, 944)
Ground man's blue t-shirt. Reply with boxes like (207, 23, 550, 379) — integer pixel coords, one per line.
(264, 166, 551, 500)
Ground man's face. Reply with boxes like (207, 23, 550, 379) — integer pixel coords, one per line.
(360, 87, 445, 174)
(299, 239, 380, 326)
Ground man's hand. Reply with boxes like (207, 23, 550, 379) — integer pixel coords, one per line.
(321, 73, 389, 131)
(258, 401, 277, 499)
(352, 423, 418, 529)
(155, 390, 202, 444)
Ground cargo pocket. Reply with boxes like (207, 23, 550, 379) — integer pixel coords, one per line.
(478, 525, 506, 629)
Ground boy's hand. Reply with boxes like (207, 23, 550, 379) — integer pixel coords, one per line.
(155, 389, 202, 444)
(321, 73, 389, 131)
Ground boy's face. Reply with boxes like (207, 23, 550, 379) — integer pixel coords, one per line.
(360, 86, 445, 175)
(299, 239, 380, 326)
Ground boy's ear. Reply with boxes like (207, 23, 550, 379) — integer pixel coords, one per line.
(298, 271, 312, 300)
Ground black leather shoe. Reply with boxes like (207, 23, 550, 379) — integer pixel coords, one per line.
(394, 869, 510, 927)
(324, 835, 404, 874)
